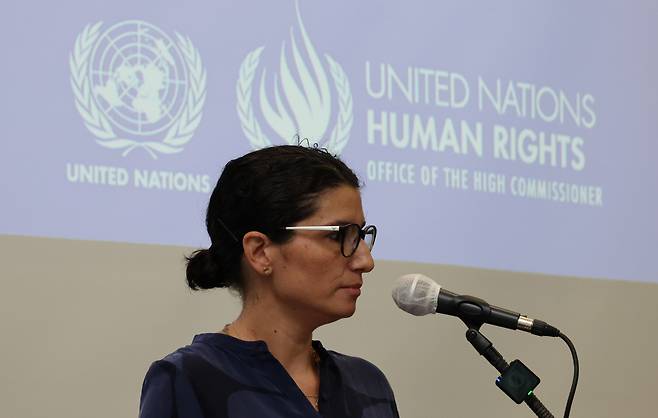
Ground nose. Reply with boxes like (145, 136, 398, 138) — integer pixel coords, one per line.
(350, 238, 375, 273)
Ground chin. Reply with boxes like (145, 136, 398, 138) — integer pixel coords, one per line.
(319, 304, 357, 325)
(334, 302, 358, 319)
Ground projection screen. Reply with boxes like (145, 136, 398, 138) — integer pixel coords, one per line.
(1, 1, 656, 417)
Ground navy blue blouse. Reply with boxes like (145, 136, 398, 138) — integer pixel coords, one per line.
(139, 333, 399, 418)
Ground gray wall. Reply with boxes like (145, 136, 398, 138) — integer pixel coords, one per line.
(1, 235, 657, 417)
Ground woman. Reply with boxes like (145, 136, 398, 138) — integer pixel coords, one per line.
(139, 145, 399, 418)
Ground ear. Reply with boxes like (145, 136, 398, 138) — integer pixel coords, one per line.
(242, 231, 274, 275)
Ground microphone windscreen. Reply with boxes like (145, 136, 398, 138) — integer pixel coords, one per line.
(392, 273, 441, 316)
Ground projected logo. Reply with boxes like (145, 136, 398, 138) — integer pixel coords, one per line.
(237, 0, 353, 155)
(69, 20, 207, 158)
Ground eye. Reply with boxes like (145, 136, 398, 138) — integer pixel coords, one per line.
(328, 232, 341, 241)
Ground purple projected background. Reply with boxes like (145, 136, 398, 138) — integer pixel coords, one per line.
(1, 1, 656, 282)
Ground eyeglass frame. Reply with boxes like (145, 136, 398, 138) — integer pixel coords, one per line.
(282, 224, 377, 257)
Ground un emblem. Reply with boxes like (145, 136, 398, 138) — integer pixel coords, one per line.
(237, 0, 353, 155)
(70, 20, 206, 158)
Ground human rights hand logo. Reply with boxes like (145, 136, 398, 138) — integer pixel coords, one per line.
(237, 0, 353, 155)
(70, 20, 206, 158)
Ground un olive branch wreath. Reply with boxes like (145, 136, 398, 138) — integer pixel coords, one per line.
(70, 22, 206, 159)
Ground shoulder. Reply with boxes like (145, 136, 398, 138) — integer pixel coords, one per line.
(141, 334, 231, 390)
(150, 333, 236, 374)
(139, 337, 222, 418)
(325, 349, 396, 399)
(139, 360, 176, 418)
(321, 349, 400, 418)
(327, 350, 389, 381)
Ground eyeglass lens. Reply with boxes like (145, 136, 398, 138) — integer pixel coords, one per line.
(342, 225, 376, 256)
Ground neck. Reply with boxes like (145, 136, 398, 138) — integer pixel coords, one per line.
(225, 283, 322, 410)
(227, 300, 318, 374)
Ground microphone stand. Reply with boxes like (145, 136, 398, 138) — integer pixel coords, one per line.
(462, 320, 554, 418)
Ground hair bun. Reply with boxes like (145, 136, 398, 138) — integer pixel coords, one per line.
(185, 248, 227, 290)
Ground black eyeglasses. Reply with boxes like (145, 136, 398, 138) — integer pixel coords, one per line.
(283, 224, 377, 257)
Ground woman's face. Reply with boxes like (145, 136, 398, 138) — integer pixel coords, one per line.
(269, 185, 375, 326)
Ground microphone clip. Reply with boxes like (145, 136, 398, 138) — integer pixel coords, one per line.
(465, 327, 554, 417)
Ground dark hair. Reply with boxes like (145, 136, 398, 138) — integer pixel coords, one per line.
(185, 145, 360, 292)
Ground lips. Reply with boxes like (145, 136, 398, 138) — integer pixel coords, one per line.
(341, 283, 362, 290)
(340, 283, 362, 297)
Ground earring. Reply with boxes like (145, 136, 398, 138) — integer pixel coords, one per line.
(263, 266, 272, 275)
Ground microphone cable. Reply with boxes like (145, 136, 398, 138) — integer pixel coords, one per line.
(558, 332, 579, 418)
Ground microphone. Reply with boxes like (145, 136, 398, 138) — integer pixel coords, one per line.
(392, 273, 560, 337)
